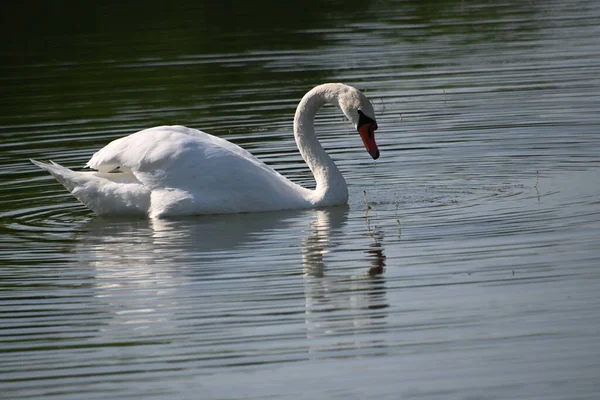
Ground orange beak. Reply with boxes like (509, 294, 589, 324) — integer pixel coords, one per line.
(358, 123, 379, 160)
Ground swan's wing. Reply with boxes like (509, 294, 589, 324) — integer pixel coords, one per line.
(86, 125, 282, 187)
(86, 125, 308, 215)
(86, 125, 258, 172)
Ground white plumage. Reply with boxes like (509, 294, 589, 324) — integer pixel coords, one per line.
(31, 83, 379, 218)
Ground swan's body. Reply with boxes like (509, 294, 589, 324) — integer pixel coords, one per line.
(31, 83, 379, 218)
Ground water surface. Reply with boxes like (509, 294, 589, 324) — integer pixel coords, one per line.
(1, 1, 600, 399)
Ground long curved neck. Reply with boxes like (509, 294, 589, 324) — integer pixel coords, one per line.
(293, 84, 348, 204)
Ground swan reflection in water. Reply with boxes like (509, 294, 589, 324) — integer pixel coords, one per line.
(301, 208, 389, 355)
(302, 208, 386, 277)
(76, 207, 388, 354)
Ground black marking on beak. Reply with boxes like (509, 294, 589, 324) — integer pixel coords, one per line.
(358, 109, 378, 131)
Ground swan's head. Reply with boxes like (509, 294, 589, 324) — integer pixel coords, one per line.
(337, 86, 380, 160)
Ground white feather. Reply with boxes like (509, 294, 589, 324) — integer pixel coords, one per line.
(31, 83, 378, 218)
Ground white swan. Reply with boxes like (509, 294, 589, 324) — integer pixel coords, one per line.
(31, 83, 379, 218)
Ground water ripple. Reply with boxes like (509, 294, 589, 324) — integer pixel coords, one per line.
(2, 1, 600, 399)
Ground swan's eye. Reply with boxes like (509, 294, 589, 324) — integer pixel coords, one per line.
(357, 109, 377, 131)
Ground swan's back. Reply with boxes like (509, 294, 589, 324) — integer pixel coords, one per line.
(83, 126, 311, 216)
(88, 126, 254, 173)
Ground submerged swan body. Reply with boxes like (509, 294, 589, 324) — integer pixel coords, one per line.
(31, 83, 379, 218)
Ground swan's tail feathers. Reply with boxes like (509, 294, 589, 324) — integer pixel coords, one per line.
(30, 159, 81, 192)
(30, 159, 150, 216)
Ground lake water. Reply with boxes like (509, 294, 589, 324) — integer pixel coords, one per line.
(2, 1, 600, 399)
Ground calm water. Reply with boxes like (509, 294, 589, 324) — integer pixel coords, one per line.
(2, 1, 600, 399)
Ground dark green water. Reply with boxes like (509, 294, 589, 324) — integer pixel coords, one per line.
(2, 1, 600, 399)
